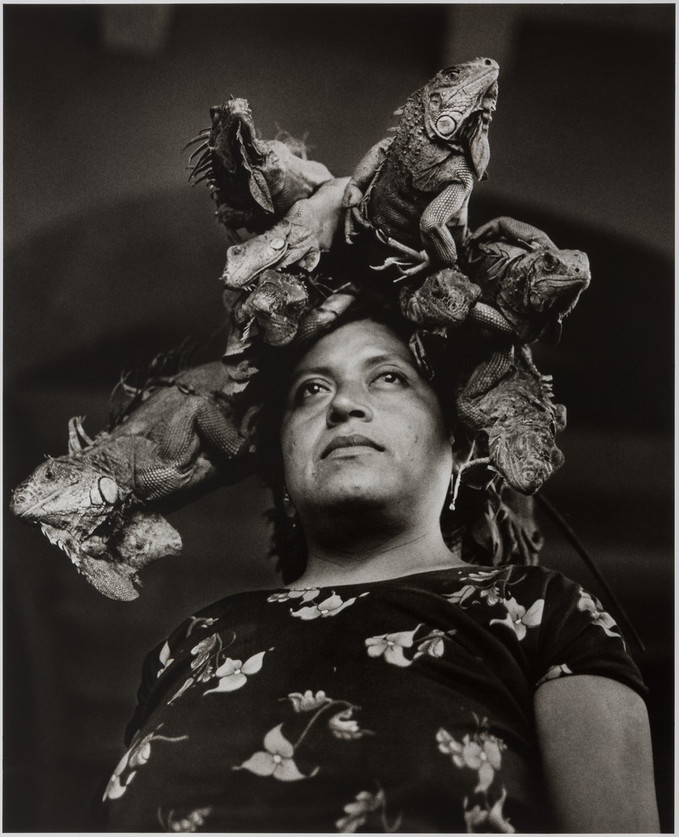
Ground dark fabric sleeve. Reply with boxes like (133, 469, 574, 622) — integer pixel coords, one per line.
(123, 616, 194, 745)
(123, 639, 165, 745)
(529, 570, 648, 699)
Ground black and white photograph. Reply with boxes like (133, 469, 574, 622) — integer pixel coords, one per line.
(4, 3, 674, 832)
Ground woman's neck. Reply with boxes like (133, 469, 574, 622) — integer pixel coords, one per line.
(289, 526, 467, 588)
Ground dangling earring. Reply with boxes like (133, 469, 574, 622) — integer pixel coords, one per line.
(282, 486, 298, 527)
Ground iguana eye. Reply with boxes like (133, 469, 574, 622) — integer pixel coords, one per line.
(436, 115, 457, 136)
(541, 253, 559, 272)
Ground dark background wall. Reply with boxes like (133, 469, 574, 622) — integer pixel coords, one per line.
(4, 4, 674, 831)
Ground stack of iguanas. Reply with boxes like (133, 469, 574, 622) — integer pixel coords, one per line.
(11, 58, 590, 599)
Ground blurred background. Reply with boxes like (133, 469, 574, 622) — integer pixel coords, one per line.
(3, 4, 674, 831)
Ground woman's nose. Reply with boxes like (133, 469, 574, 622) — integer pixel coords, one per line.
(326, 384, 373, 426)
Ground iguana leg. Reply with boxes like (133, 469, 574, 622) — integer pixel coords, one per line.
(471, 216, 557, 250)
(419, 176, 474, 265)
(135, 398, 247, 501)
(343, 138, 393, 241)
(469, 301, 515, 336)
(343, 138, 393, 206)
(371, 232, 430, 279)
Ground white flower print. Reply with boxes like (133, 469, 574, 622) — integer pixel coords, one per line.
(168, 631, 268, 704)
(489, 597, 544, 640)
(156, 641, 174, 678)
(466, 570, 505, 582)
(444, 569, 512, 609)
(190, 634, 221, 676)
(536, 663, 573, 687)
(288, 690, 331, 712)
(239, 693, 371, 783)
(464, 787, 515, 833)
(437, 727, 505, 793)
(577, 588, 624, 645)
(366, 625, 455, 667)
(414, 629, 454, 659)
(237, 723, 316, 782)
(104, 735, 152, 801)
(479, 583, 505, 607)
(328, 707, 373, 741)
(336, 788, 402, 833)
(203, 649, 270, 695)
(103, 726, 187, 801)
(158, 806, 212, 832)
(185, 615, 219, 636)
(365, 624, 423, 667)
(336, 789, 385, 833)
(167, 633, 224, 704)
(445, 583, 478, 607)
(291, 591, 363, 620)
(268, 588, 320, 604)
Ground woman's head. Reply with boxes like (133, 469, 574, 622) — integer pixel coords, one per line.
(280, 318, 454, 535)
(253, 290, 542, 581)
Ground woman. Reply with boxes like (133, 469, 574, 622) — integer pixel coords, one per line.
(101, 310, 659, 833)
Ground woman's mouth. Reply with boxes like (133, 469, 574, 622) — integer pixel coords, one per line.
(321, 434, 385, 459)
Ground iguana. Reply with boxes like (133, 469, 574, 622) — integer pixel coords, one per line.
(343, 58, 499, 276)
(221, 177, 349, 290)
(232, 269, 310, 347)
(456, 345, 566, 495)
(399, 267, 481, 327)
(187, 97, 333, 233)
(396, 214, 589, 348)
(293, 286, 360, 346)
(464, 216, 591, 343)
(10, 361, 257, 600)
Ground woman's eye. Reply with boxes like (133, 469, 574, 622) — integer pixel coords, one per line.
(374, 370, 407, 386)
(295, 380, 330, 402)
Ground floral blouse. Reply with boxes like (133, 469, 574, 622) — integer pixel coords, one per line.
(102, 565, 646, 833)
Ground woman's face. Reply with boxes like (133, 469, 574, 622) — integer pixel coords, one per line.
(280, 319, 453, 525)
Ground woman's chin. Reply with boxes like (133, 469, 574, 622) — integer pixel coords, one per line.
(308, 478, 394, 515)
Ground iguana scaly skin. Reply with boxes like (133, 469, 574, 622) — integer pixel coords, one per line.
(187, 96, 333, 233)
(221, 177, 349, 289)
(10, 361, 256, 600)
(464, 216, 591, 343)
(233, 269, 310, 347)
(399, 267, 481, 327)
(294, 288, 359, 346)
(456, 346, 567, 494)
(344, 59, 499, 275)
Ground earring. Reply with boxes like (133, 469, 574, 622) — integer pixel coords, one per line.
(282, 486, 298, 526)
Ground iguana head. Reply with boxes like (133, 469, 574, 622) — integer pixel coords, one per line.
(489, 420, 565, 495)
(237, 270, 310, 346)
(400, 267, 481, 327)
(11, 440, 182, 601)
(421, 58, 499, 179)
(487, 390, 567, 495)
(11, 455, 123, 531)
(499, 248, 591, 342)
(221, 222, 291, 289)
(209, 96, 266, 175)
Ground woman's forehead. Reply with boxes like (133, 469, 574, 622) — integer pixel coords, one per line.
(293, 320, 415, 373)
